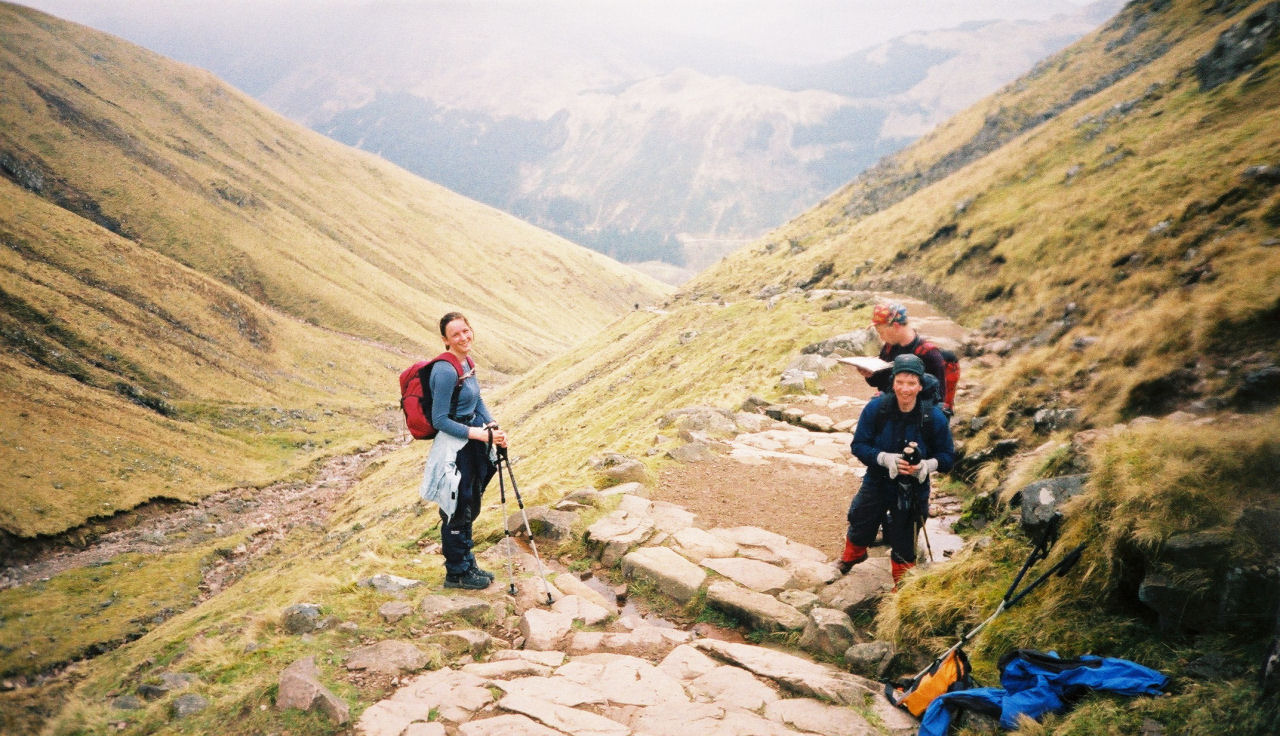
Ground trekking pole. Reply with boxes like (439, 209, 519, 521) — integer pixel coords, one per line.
(498, 446, 554, 606)
(897, 525, 1085, 688)
(918, 513, 934, 563)
(1002, 513, 1062, 603)
(492, 436, 518, 596)
(1005, 540, 1087, 608)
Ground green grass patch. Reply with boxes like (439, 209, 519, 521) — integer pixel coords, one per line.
(0, 546, 216, 678)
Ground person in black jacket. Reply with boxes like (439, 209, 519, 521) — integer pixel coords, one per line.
(855, 302, 947, 402)
(841, 354, 955, 588)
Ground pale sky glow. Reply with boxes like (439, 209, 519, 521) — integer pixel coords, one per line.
(21, 0, 1104, 65)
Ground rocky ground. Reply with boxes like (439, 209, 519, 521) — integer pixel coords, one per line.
(7, 294, 978, 735)
(324, 298, 973, 735)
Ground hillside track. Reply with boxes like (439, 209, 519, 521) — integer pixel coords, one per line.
(0, 439, 408, 595)
(655, 293, 970, 558)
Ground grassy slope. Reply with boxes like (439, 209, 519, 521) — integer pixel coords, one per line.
(705, 0, 1280, 444)
(10, 1, 1280, 734)
(0, 3, 670, 536)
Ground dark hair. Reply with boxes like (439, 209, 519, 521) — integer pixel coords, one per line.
(439, 311, 470, 337)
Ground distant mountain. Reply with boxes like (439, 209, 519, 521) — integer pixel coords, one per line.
(0, 2, 669, 538)
(43, 0, 1124, 279)
(283, 4, 1125, 278)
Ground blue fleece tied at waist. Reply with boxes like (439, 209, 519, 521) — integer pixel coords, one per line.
(918, 649, 1167, 736)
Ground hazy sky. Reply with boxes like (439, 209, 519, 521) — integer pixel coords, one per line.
(20, 0, 1104, 64)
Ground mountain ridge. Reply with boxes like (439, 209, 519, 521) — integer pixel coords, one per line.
(0, 1, 669, 538)
(33, 0, 1124, 277)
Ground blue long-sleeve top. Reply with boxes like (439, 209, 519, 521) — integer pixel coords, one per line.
(428, 357, 494, 440)
(851, 393, 955, 488)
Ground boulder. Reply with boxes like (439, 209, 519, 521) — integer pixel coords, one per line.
(658, 406, 739, 437)
(785, 559, 841, 591)
(277, 656, 349, 724)
(844, 641, 896, 680)
(506, 506, 577, 541)
(701, 557, 793, 594)
(346, 640, 431, 674)
(428, 629, 493, 660)
(551, 594, 613, 626)
(622, 546, 707, 603)
(705, 581, 807, 632)
(281, 603, 322, 634)
(170, 693, 209, 719)
(666, 442, 717, 463)
(667, 527, 738, 563)
(379, 600, 413, 624)
(552, 573, 618, 614)
(778, 589, 821, 614)
(1195, 3, 1280, 90)
(519, 608, 574, 650)
(1015, 474, 1088, 535)
(798, 414, 835, 433)
(459, 659, 553, 680)
(816, 557, 893, 616)
(799, 607, 857, 659)
(585, 509, 656, 567)
(802, 331, 875, 357)
(358, 573, 423, 595)
(566, 626, 693, 659)
(419, 595, 493, 626)
(596, 457, 649, 486)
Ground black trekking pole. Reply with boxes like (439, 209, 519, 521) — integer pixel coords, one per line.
(493, 436, 518, 597)
(917, 509, 934, 564)
(498, 446, 554, 606)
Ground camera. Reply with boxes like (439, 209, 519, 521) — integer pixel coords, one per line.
(902, 441, 920, 467)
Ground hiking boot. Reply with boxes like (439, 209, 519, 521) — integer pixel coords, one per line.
(891, 560, 915, 591)
(470, 563, 495, 582)
(838, 540, 868, 574)
(444, 568, 492, 590)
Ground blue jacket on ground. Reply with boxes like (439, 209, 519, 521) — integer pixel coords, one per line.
(918, 650, 1168, 736)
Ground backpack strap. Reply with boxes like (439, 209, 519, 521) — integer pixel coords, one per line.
(421, 353, 473, 422)
(873, 393, 933, 443)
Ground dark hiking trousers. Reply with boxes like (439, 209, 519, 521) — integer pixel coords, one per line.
(439, 439, 496, 576)
(846, 479, 927, 564)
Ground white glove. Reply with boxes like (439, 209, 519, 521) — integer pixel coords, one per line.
(913, 457, 939, 483)
(877, 452, 902, 479)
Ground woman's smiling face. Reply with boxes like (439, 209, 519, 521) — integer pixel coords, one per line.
(443, 317, 474, 355)
(893, 371, 921, 406)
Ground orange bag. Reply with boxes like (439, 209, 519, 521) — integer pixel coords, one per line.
(886, 647, 974, 717)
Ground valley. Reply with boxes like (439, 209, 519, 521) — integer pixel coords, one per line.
(1, 1, 1279, 734)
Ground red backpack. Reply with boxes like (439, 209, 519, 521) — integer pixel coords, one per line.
(915, 341, 960, 413)
(398, 352, 473, 439)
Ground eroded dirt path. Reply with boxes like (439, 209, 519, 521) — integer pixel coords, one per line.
(0, 439, 408, 595)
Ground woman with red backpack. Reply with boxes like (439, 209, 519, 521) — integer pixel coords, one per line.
(417, 311, 508, 590)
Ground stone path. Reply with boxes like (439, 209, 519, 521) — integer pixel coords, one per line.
(350, 476, 961, 736)
(340, 299, 972, 735)
(352, 496, 923, 736)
